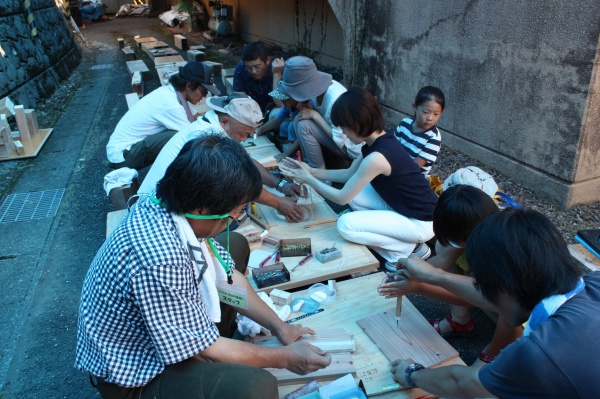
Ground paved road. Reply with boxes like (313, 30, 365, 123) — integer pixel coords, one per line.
(0, 17, 494, 399)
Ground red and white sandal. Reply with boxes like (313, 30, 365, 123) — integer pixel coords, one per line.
(478, 352, 496, 363)
(429, 312, 477, 338)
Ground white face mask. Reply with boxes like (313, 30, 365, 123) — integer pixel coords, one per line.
(448, 240, 464, 249)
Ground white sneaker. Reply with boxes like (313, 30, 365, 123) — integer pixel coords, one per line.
(412, 243, 432, 260)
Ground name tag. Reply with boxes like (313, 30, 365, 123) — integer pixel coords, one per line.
(216, 281, 248, 310)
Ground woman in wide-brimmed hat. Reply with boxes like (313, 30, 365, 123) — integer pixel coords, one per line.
(277, 56, 364, 169)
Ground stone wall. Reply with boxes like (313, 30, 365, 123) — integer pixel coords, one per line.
(329, 0, 600, 208)
(0, 0, 81, 108)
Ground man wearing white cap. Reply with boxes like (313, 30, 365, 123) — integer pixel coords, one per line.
(139, 95, 305, 222)
(277, 56, 364, 169)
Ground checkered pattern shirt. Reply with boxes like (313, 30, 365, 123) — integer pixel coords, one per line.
(75, 196, 232, 387)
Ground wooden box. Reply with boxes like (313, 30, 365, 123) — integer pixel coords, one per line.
(253, 262, 290, 289)
(280, 238, 311, 257)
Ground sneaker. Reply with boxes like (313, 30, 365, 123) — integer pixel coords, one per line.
(412, 243, 432, 260)
(384, 260, 398, 272)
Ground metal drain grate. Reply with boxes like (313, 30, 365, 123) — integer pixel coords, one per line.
(90, 64, 114, 70)
(0, 189, 65, 223)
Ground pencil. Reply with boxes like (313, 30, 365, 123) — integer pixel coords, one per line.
(303, 219, 337, 228)
(248, 213, 270, 230)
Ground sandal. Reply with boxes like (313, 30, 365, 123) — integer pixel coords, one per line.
(429, 312, 477, 338)
(478, 352, 495, 363)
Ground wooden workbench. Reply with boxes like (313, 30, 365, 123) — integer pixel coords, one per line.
(276, 272, 465, 398)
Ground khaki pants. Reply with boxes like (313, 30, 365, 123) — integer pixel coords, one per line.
(110, 130, 176, 170)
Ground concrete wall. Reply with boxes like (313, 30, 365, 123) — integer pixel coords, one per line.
(201, 0, 343, 68)
(329, 0, 600, 208)
(0, 0, 81, 108)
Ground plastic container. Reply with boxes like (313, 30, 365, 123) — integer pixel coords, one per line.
(290, 297, 320, 313)
(308, 282, 337, 305)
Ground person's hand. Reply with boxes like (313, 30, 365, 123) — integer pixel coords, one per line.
(282, 342, 332, 375)
(281, 181, 302, 197)
(254, 126, 263, 137)
(279, 157, 313, 185)
(276, 196, 303, 222)
(390, 358, 415, 388)
(274, 152, 285, 162)
(377, 272, 419, 299)
(297, 108, 319, 121)
(272, 58, 285, 76)
(273, 322, 314, 345)
(397, 257, 439, 283)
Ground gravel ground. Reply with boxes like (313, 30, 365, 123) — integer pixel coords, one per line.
(430, 147, 600, 244)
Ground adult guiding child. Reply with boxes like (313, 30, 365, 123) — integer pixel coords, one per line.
(77, 134, 331, 399)
(389, 208, 600, 398)
(107, 62, 220, 170)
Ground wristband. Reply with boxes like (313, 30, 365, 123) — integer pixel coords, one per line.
(405, 362, 425, 388)
(276, 179, 289, 192)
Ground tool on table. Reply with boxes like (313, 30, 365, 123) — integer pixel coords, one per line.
(396, 295, 402, 328)
(290, 253, 313, 272)
(248, 212, 270, 230)
(304, 219, 337, 228)
(259, 246, 279, 268)
(285, 308, 324, 324)
(242, 141, 256, 148)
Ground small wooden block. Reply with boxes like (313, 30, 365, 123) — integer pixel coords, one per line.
(125, 93, 140, 109)
(173, 34, 188, 51)
(149, 48, 180, 59)
(126, 60, 150, 80)
(14, 140, 24, 155)
(0, 96, 15, 117)
(134, 36, 157, 48)
(203, 60, 223, 76)
(122, 46, 136, 61)
(14, 105, 30, 141)
(24, 109, 39, 136)
(132, 71, 143, 98)
(189, 45, 206, 52)
(187, 49, 206, 62)
(0, 114, 10, 130)
(280, 238, 311, 257)
(224, 76, 234, 95)
(118, 37, 124, 49)
(269, 288, 292, 306)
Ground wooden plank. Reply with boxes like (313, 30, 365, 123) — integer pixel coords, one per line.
(569, 243, 600, 272)
(173, 34, 188, 51)
(125, 93, 140, 109)
(153, 55, 185, 66)
(126, 60, 150, 80)
(251, 329, 356, 353)
(106, 209, 128, 237)
(275, 273, 465, 398)
(121, 46, 135, 61)
(14, 105, 30, 141)
(357, 303, 459, 368)
(265, 352, 355, 386)
(134, 36, 157, 48)
(0, 128, 53, 161)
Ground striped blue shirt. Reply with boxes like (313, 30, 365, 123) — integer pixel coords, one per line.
(395, 117, 441, 176)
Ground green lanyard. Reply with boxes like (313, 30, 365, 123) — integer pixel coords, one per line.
(149, 195, 233, 283)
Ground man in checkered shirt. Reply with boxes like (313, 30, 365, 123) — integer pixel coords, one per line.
(75, 134, 331, 398)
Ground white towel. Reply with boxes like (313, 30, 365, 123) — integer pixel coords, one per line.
(171, 212, 227, 322)
(103, 167, 139, 196)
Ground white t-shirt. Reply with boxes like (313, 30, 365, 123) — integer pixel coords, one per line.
(106, 85, 192, 163)
(138, 111, 226, 194)
(320, 80, 364, 159)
